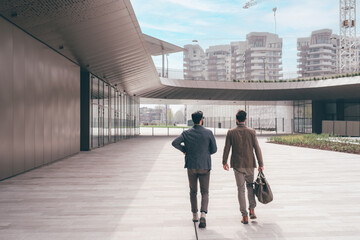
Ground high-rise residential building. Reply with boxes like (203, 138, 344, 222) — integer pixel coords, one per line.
(231, 41, 248, 80)
(244, 32, 283, 81)
(183, 32, 283, 81)
(183, 44, 206, 80)
(205, 45, 231, 81)
(297, 29, 339, 78)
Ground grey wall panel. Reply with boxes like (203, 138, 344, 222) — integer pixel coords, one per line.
(334, 121, 346, 136)
(34, 44, 45, 168)
(59, 65, 66, 159)
(12, 26, 26, 175)
(347, 121, 360, 137)
(71, 70, 76, 153)
(51, 63, 59, 162)
(0, 19, 14, 180)
(43, 49, 52, 164)
(0, 18, 80, 181)
(75, 68, 81, 153)
(322, 121, 333, 135)
(64, 66, 71, 157)
(24, 38, 36, 171)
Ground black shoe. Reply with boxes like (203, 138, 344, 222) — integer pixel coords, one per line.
(199, 217, 206, 228)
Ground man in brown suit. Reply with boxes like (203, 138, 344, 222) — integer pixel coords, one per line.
(222, 110, 264, 224)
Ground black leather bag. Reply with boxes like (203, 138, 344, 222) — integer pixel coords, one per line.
(254, 171, 273, 204)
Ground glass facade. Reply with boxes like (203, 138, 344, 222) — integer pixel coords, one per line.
(140, 101, 294, 134)
(90, 74, 139, 149)
(294, 100, 312, 133)
(344, 101, 360, 121)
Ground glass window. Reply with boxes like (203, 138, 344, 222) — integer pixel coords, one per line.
(91, 76, 99, 148)
(90, 75, 139, 148)
(104, 84, 109, 145)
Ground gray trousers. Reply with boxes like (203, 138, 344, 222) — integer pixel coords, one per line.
(187, 169, 210, 213)
(234, 168, 256, 216)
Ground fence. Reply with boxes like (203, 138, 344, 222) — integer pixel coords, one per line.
(140, 118, 294, 136)
(322, 120, 360, 137)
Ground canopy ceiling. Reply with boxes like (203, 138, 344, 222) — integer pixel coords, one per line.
(1, 0, 359, 101)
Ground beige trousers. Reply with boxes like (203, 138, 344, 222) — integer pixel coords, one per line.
(234, 168, 256, 216)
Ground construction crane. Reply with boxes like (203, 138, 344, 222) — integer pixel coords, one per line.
(339, 0, 358, 73)
(243, 1, 278, 34)
(243, 0, 257, 9)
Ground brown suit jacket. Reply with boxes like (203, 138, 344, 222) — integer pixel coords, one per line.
(222, 123, 264, 169)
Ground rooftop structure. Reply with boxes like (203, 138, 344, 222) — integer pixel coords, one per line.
(245, 32, 283, 81)
(297, 29, 338, 78)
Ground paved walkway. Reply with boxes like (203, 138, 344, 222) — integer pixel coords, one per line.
(1, 136, 360, 240)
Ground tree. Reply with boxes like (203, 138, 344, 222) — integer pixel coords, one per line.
(174, 110, 185, 124)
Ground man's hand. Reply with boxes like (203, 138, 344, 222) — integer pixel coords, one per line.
(183, 152, 186, 155)
(258, 166, 264, 172)
(223, 164, 229, 171)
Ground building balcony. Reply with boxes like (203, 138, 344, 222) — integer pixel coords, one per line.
(309, 50, 335, 55)
(309, 43, 334, 49)
(309, 55, 334, 60)
(305, 69, 336, 74)
(306, 62, 335, 67)
(250, 52, 267, 57)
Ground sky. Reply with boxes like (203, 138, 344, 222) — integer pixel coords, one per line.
(131, 0, 349, 79)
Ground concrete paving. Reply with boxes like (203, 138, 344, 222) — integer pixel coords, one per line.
(0, 136, 360, 240)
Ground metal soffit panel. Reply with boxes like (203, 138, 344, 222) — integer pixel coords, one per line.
(140, 77, 360, 101)
(143, 34, 184, 56)
(0, 0, 161, 95)
(1, 0, 359, 101)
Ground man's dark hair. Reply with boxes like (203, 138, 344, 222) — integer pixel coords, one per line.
(236, 110, 247, 123)
(192, 111, 204, 124)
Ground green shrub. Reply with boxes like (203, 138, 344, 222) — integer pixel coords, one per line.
(267, 134, 359, 154)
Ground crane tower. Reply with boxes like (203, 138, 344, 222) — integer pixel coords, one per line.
(339, 0, 358, 73)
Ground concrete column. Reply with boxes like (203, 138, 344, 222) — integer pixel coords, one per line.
(312, 100, 325, 134)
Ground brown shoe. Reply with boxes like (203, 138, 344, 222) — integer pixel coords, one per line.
(241, 216, 248, 224)
(249, 209, 257, 219)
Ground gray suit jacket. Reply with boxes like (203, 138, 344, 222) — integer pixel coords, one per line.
(172, 125, 217, 170)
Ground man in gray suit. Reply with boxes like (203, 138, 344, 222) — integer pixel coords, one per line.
(223, 110, 264, 224)
(172, 111, 217, 228)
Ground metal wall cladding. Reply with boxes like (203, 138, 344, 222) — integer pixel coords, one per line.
(0, 19, 13, 180)
(0, 18, 80, 181)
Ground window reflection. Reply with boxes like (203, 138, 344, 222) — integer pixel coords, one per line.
(293, 100, 312, 133)
(90, 74, 139, 149)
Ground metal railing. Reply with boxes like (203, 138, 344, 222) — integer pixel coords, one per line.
(140, 118, 294, 136)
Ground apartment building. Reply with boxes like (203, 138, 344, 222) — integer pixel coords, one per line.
(297, 29, 338, 78)
(183, 32, 283, 81)
(205, 45, 231, 81)
(231, 41, 248, 80)
(183, 44, 206, 80)
(245, 32, 283, 81)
